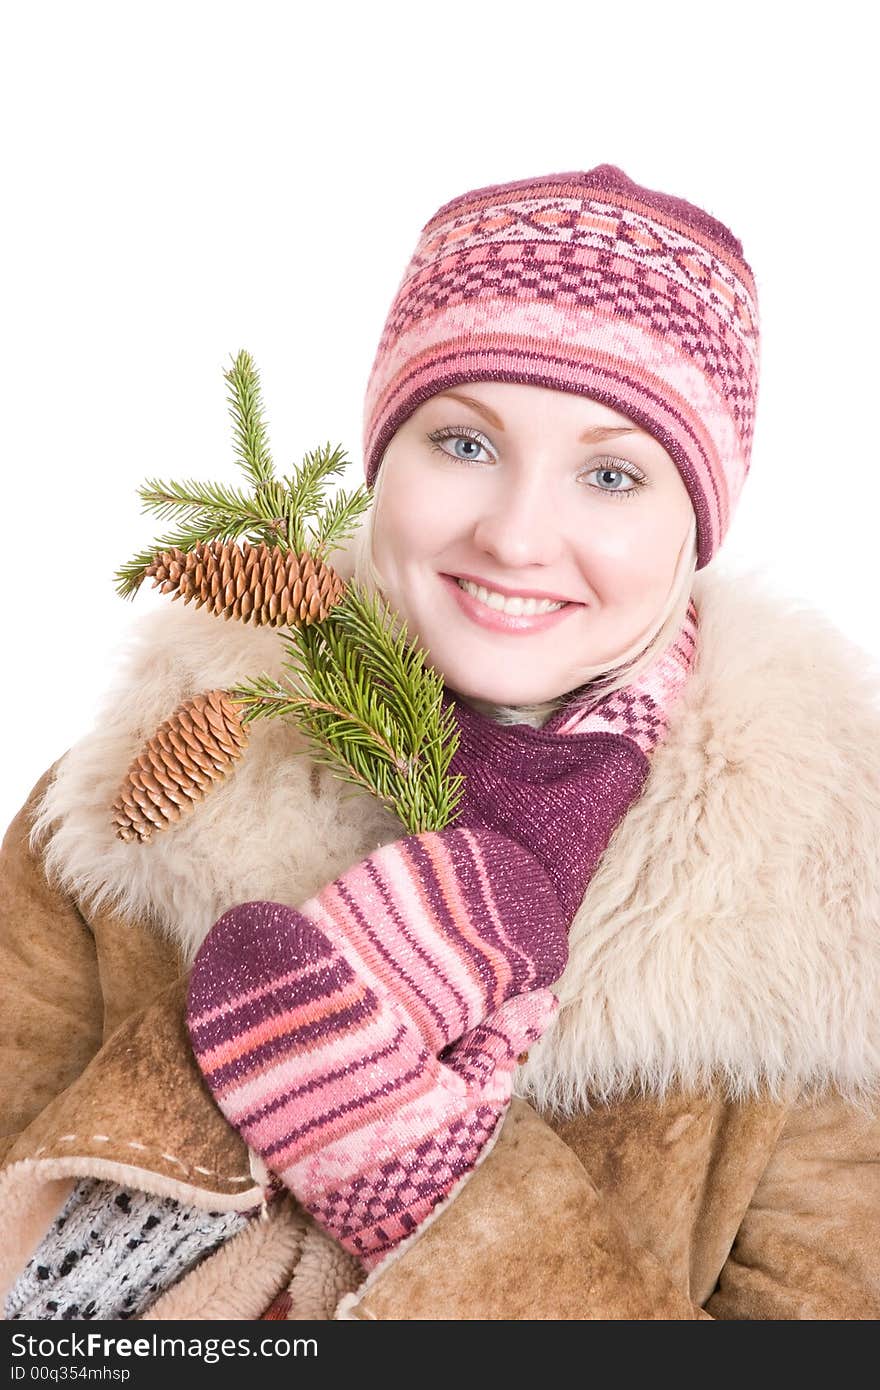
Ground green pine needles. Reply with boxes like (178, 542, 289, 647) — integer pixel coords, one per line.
(114, 350, 368, 599)
(115, 348, 464, 835)
(229, 584, 465, 832)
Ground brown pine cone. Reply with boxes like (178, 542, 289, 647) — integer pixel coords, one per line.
(112, 689, 249, 843)
(143, 540, 346, 626)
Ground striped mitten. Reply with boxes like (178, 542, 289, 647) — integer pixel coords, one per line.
(187, 827, 567, 1269)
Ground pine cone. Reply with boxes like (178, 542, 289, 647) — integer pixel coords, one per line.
(112, 689, 249, 843)
(143, 541, 346, 626)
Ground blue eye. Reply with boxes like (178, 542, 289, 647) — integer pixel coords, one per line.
(584, 465, 641, 499)
(426, 426, 646, 500)
(427, 426, 490, 463)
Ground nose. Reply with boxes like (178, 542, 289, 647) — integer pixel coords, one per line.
(471, 473, 565, 570)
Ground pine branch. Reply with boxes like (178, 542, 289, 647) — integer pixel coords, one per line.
(115, 348, 464, 833)
(249, 478, 296, 549)
(280, 443, 353, 553)
(224, 350, 275, 490)
(326, 586, 439, 752)
(267, 582, 465, 833)
(228, 674, 415, 821)
(309, 483, 373, 562)
(230, 678, 406, 767)
(137, 476, 276, 529)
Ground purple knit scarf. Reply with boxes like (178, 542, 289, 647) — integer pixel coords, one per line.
(438, 597, 699, 920)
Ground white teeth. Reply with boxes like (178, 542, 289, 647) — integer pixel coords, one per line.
(456, 578, 565, 615)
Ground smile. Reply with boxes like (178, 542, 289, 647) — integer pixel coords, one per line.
(456, 577, 565, 615)
(439, 574, 580, 635)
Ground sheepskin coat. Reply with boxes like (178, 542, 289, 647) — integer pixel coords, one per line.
(1, 556, 879, 1321)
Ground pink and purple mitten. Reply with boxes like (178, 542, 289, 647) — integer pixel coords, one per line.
(187, 828, 566, 1269)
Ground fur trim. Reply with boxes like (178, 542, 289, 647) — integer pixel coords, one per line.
(284, 1226, 363, 1319)
(139, 1199, 309, 1321)
(27, 559, 880, 1109)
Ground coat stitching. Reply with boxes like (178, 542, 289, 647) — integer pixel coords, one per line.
(31, 1135, 252, 1184)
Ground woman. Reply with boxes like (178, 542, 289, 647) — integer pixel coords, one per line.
(1, 165, 878, 1320)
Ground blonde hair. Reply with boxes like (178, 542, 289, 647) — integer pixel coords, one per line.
(343, 459, 699, 729)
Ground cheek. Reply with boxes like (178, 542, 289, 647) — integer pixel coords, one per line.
(375, 466, 464, 564)
(575, 505, 683, 599)
(373, 477, 443, 573)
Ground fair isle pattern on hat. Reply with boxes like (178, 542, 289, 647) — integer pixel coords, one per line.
(362, 165, 760, 569)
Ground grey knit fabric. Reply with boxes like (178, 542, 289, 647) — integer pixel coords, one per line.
(5, 1177, 254, 1321)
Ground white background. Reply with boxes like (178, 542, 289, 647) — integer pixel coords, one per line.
(2, 0, 877, 830)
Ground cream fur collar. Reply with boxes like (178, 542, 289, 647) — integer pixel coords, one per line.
(29, 563, 880, 1113)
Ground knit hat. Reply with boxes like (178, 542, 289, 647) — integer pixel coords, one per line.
(362, 164, 760, 570)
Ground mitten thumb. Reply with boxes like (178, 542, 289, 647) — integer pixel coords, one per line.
(440, 987, 560, 1088)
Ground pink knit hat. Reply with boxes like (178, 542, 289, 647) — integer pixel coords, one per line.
(362, 164, 760, 569)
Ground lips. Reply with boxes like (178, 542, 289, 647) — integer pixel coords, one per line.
(440, 573, 579, 636)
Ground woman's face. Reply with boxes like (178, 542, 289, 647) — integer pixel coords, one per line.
(371, 381, 695, 706)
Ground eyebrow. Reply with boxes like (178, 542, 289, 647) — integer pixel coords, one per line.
(430, 390, 649, 442)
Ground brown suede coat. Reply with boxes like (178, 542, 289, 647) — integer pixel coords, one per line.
(2, 562, 879, 1320)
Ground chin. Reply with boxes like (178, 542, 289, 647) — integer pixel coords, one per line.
(446, 675, 559, 709)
